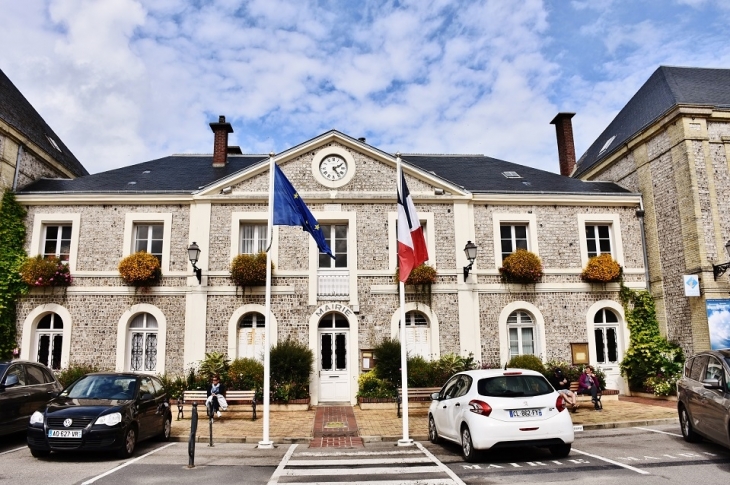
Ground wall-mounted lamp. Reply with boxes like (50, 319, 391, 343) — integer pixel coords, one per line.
(463, 240, 477, 281)
(713, 240, 730, 280)
(187, 241, 202, 284)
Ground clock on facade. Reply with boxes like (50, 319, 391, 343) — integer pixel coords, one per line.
(319, 155, 348, 181)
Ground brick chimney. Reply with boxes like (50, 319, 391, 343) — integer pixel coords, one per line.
(209, 115, 233, 167)
(550, 112, 576, 177)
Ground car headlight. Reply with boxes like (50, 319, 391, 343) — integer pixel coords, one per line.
(29, 411, 44, 425)
(95, 412, 122, 426)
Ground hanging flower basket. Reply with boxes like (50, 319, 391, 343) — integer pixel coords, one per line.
(499, 249, 543, 284)
(19, 255, 72, 287)
(118, 251, 161, 287)
(230, 252, 273, 292)
(394, 263, 437, 285)
(581, 254, 622, 283)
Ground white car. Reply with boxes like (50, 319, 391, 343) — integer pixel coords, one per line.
(427, 368, 574, 462)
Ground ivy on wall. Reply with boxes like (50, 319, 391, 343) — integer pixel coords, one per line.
(0, 190, 28, 359)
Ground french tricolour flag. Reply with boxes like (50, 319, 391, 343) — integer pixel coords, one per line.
(397, 168, 429, 282)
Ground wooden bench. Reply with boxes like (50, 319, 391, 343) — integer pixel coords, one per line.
(396, 387, 441, 417)
(178, 390, 257, 420)
(569, 382, 604, 408)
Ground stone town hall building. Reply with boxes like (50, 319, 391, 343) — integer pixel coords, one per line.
(15, 116, 647, 402)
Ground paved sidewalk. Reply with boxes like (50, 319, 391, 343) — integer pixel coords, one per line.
(170, 396, 679, 444)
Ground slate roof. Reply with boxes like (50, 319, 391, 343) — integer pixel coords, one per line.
(20, 150, 628, 196)
(0, 69, 88, 177)
(574, 66, 730, 178)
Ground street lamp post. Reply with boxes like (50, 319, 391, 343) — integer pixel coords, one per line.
(463, 241, 478, 281)
(188, 242, 202, 284)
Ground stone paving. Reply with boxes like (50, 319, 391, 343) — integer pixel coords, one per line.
(170, 396, 679, 444)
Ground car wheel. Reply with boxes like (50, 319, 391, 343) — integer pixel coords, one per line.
(461, 425, 479, 463)
(157, 417, 171, 442)
(117, 426, 137, 458)
(549, 443, 571, 458)
(428, 416, 440, 444)
(679, 405, 701, 443)
(29, 448, 50, 458)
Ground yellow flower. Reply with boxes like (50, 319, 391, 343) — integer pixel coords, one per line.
(118, 251, 161, 286)
(581, 254, 622, 283)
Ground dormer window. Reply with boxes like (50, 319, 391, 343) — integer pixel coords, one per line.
(599, 135, 616, 155)
(502, 171, 521, 179)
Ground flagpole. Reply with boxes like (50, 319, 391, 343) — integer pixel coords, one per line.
(259, 152, 275, 449)
(396, 154, 413, 446)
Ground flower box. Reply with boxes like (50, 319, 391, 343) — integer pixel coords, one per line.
(118, 251, 161, 287)
(19, 256, 72, 288)
(499, 249, 543, 284)
(581, 254, 622, 283)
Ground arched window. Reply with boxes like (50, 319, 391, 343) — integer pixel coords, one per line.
(238, 312, 265, 360)
(36, 313, 63, 370)
(507, 310, 535, 358)
(399, 311, 431, 360)
(128, 313, 158, 372)
(594, 308, 619, 364)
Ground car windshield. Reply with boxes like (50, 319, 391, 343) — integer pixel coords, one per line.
(63, 375, 136, 400)
(0, 363, 8, 378)
(477, 375, 553, 397)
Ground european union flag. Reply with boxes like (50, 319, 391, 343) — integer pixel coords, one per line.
(273, 164, 335, 259)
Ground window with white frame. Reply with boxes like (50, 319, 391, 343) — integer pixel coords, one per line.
(128, 313, 158, 372)
(237, 312, 265, 360)
(585, 225, 612, 258)
(43, 225, 72, 261)
(133, 223, 164, 263)
(594, 308, 619, 364)
(507, 310, 535, 357)
(319, 224, 348, 268)
(35, 313, 63, 370)
(240, 224, 268, 254)
(399, 311, 430, 360)
(500, 224, 528, 261)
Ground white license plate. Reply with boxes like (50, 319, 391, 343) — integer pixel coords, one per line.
(48, 429, 82, 438)
(509, 408, 542, 418)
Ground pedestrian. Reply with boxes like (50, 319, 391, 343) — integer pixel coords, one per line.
(549, 367, 578, 412)
(205, 374, 228, 418)
(578, 366, 601, 410)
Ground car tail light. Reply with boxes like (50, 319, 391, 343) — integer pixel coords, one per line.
(468, 400, 492, 416)
(556, 394, 565, 412)
(503, 371, 523, 375)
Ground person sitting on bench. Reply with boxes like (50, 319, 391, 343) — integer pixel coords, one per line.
(578, 366, 602, 410)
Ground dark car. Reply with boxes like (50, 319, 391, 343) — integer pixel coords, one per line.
(27, 372, 172, 458)
(677, 349, 730, 448)
(0, 360, 63, 436)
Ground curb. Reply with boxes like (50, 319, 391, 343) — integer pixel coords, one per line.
(578, 417, 679, 430)
(170, 436, 311, 444)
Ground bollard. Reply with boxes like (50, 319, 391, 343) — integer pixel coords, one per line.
(188, 402, 198, 468)
(207, 401, 214, 447)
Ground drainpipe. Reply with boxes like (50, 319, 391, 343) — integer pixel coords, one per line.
(635, 197, 649, 292)
(12, 145, 23, 191)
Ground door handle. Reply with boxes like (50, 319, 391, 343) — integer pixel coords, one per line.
(330, 375, 339, 378)
(455, 403, 461, 407)
(442, 405, 447, 408)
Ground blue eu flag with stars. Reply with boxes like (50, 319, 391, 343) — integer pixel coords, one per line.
(273, 164, 335, 259)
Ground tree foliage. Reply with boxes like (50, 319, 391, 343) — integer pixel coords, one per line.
(0, 190, 28, 358)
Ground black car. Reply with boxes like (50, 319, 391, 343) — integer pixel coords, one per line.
(677, 349, 730, 448)
(0, 360, 63, 436)
(27, 372, 172, 458)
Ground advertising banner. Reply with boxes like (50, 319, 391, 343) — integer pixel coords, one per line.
(706, 299, 730, 350)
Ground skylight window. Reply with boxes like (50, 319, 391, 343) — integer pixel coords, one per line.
(142, 170, 150, 174)
(599, 135, 616, 155)
(128, 181, 137, 185)
(522, 181, 532, 186)
(502, 171, 521, 179)
(45, 135, 61, 152)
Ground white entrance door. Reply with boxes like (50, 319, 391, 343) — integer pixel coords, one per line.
(318, 313, 350, 402)
(593, 309, 622, 390)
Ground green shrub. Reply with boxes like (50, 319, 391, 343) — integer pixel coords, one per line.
(185, 365, 209, 390)
(407, 355, 433, 388)
(357, 371, 396, 398)
(56, 363, 102, 388)
(157, 373, 186, 399)
(198, 351, 231, 380)
(506, 354, 545, 374)
(431, 353, 477, 386)
(228, 358, 264, 391)
(373, 338, 403, 387)
(270, 338, 314, 401)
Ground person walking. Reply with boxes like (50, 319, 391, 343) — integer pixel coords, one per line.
(205, 374, 227, 419)
(578, 366, 601, 410)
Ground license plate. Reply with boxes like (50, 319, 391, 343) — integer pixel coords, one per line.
(48, 429, 82, 438)
(509, 408, 542, 418)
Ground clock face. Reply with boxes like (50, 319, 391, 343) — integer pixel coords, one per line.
(319, 155, 348, 181)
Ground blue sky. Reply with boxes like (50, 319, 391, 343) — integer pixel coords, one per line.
(2, 0, 730, 175)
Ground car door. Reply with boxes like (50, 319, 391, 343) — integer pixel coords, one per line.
(445, 375, 472, 435)
(686, 354, 709, 435)
(699, 356, 728, 445)
(24, 364, 53, 416)
(0, 364, 29, 434)
(433, 375, 462, 440)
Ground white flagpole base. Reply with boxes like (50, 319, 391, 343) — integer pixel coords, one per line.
(257, 440, 274, 449)
(397, 438, 414, 446)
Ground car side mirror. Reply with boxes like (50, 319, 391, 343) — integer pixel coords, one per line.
(141, 392, 154, 401)
(702, 379, 722, 390)
(430, 392, 441, 401)
(2, 375, 19, 389)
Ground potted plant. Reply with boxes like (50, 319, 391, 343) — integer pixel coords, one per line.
(499, 249, 543, 284)
(19, 255, 72, 288)
(581, 254, 622, 283)
(230, 252, 273, 295)
(118, 251, 161, 288)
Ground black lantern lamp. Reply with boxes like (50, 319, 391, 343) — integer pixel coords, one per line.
(188, 241, 202, 284)
(712, 240, 730, 280)
(463, 241, 478, 281)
